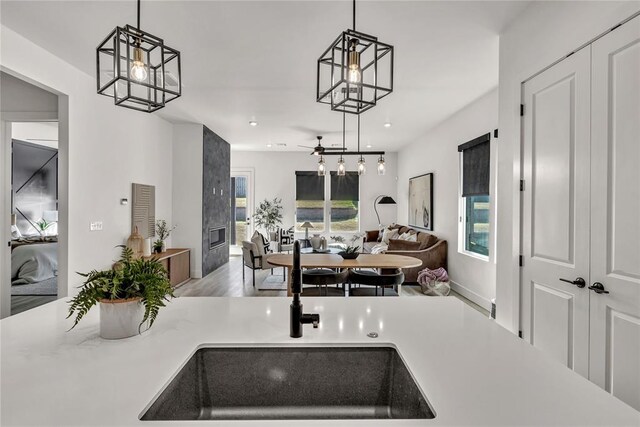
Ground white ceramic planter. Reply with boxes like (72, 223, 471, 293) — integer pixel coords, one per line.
(99, 298, 148, 340)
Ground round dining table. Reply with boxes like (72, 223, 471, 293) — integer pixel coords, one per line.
(267, 253, 422, 296)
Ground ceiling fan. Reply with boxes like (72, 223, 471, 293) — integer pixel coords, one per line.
(298, 136, 344, 156)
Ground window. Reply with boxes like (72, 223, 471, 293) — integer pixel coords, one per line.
(458, 133, 491, 258)
(295, 171, 325, 232)
(330, 171, 359, 232)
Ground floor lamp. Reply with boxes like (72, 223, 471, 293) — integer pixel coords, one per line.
(374, 195, 397, 228)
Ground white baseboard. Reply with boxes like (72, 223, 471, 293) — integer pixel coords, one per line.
(449, 280, 492, 312)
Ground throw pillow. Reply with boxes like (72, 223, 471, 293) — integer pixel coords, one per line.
(398, 231, 417, 242)
(417, 233, 438, 250)
(251, 231, 268, 256)
(388, 239, 421, 251)
(365, 230, 380, 242)
(381, 228, 399, 244)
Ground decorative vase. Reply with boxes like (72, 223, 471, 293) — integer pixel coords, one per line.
(310, 234, 322, 250)
(126, 226, 144, 258)
(99, 297, 148, 339)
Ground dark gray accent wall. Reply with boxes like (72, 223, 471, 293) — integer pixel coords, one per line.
(202, 126, 231, 276)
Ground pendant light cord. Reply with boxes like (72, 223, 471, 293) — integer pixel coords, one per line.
(357, 114, 360, 152)
(137, 0, 141, 29)
(341, 112, 346, 161)
(352, 0, 356, 31)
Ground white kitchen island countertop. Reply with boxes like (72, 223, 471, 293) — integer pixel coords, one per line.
(1, 296, 638, 426)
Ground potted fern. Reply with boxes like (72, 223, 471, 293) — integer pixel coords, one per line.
(67, 246, 174, 339)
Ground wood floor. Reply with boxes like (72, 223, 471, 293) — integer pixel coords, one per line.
(175, 256, 489, 317)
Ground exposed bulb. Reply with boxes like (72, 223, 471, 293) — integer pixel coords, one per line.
(337, 157, 346, 176)
(357, 156, 366, 175)
(318, 156, 326, 176)
(130, 47, 147, 82)
(377, 156, 386, 175)
(348, 38, 361, 84)
(348, 66, 361, 84)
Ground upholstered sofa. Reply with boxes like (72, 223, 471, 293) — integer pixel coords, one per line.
(362, 224, 447, 283)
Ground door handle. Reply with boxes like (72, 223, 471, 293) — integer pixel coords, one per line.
(559, 277, 586, 288)
(588, 282, 609, 294)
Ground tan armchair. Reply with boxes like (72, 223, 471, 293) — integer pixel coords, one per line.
(241, 241, 285, 287)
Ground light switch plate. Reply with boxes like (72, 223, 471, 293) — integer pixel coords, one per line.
(90, 221, 103, 231)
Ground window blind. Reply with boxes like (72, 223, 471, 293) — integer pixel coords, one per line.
(295, 171, 324, 201)
(330, 171, 359, 201)
(458, 133, 490, 197)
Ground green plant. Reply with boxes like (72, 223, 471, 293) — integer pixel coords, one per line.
(155, 219, 176, 241)
(330, 235, 346, 243)
(253, 198, 283, 234)
(67, 246, 174, 331)
(343, 245, 361, 254)
(35, 219, 55, 232)
(153, 240, 164, 253)
(349, 233, 364, 245)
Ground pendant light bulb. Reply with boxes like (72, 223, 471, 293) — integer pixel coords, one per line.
(348, 39, 361, 84)
(337, 156, 346, 176)
(357, 156, 366, 175)
(318, 156, 326, 176)
(377, 155, 386, 175)
(130, 46, 148, 82)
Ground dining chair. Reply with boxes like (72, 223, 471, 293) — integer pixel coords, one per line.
(348, 269, 404, 296)
(301, 268, 349, 296)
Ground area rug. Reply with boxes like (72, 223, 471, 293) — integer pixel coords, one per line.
(11, 276, 57, 296)
(258, 275, 287, 291)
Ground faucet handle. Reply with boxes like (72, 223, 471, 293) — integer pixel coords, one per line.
(312, 320, 319, 328)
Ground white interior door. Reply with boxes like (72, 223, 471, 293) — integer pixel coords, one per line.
(521, 46, 592, 377)
(589, 16, 640, 412)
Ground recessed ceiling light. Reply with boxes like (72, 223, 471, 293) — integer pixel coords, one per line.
(383, 122, 392, 128)
(366, 144, 373, 149)
(266, 144, 272, 148)
(249, 121, 258, 127)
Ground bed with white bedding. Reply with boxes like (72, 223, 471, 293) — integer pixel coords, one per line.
(11, 242, 58, 285)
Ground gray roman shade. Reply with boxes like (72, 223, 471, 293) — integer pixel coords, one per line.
(330, 171, 359, 201)
(458, 133, 490, 197)
(296, 171, 324, 201)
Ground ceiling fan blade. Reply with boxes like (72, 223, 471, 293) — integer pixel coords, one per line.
(298, 145, 315, 149)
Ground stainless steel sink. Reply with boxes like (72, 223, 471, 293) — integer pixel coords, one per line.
(141, 346, 435, 420)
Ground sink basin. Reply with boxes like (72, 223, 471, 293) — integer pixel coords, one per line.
(141, 346, 434, 420)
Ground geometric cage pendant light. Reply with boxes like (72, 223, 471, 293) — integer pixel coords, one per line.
(96, 0, 182, 113)
(316, 0, 394, 115)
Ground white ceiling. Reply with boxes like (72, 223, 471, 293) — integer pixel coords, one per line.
(0, 1, 529, 152)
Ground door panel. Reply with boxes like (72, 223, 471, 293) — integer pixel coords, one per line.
(521, 46, 591, 377)
(590, 15, 640, 411)
(532, 283, 575, 367)
(531, 76, 575, 265)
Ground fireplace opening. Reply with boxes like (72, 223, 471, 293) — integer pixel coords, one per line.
(209, 226, 226, 250)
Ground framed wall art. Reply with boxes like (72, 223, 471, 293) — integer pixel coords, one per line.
(408, 173, 433, 231)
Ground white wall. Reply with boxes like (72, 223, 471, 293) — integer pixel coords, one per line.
(11, 122, 59, 149)
(231, 151, 398, 240)
(0, 71, 58, 119)
(171, 124, 204, 278)
(495, 2, 640, 332)
(1, 26, 173, 302)
(397, 89, 498, 309)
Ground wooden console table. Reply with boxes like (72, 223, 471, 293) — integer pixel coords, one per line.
(146, 248, 191, 287)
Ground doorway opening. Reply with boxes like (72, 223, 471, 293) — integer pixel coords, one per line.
(230, 169, 254, 257)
